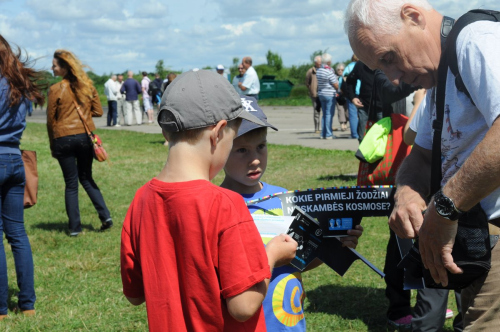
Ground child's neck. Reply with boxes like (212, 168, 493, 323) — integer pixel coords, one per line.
(221, 177, 263, 195)
(157, 143, 211, 183)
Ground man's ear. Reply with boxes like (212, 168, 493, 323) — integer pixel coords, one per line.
(210, 120, 228, 146)
(401, 4, 426, 29)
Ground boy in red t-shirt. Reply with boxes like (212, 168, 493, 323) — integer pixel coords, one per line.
(120, 70, 297, 332)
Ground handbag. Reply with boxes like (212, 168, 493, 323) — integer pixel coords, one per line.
(356, 113, 411, 186)
(73, 100, 108, 162)
(400, 204, 491, 289)
(21, 150, 38, 209)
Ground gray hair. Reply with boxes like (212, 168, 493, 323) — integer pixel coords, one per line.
(344, 0, 433, 39)
(321, 53, 332, 65)
(111, 74, 117, 79)
(314, 55, 322, 64)
(336, 63, 345, 71)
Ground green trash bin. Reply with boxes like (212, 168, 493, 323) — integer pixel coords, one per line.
(259, 76, 294, 99)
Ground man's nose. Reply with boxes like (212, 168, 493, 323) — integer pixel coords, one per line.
(383, 67, 403, 86)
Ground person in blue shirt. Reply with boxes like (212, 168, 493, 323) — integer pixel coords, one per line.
(221, 96, 363, 331)
(0, 34, 46, 319)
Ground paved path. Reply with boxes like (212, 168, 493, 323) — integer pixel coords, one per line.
(28, 105, 360, 152)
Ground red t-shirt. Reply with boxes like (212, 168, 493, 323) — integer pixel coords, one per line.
(121, 179, 270, 332)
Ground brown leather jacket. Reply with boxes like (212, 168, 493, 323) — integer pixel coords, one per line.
(47, 80, 103, 149)
(305, 66, 318, 98)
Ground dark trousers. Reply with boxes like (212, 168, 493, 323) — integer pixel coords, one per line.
(53, 134, 110, 233)
(357, 107, 382, 142)
(0, 154, 35, 314)
(246, 93, 259, 100)
(107, 100, 117, 126)
(413, 288, 462, 332)
(385, 229, 412, 321)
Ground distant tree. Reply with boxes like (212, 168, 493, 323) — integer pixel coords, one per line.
(86, 71, 107, 85)
(310, 49, 328, 63)
(202, 65, 213, 70)
(230, 57, 240, 80)
(155, 60, 167, 78)
(266, 50, 283, 71)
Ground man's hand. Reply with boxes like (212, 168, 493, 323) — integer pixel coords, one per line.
(419, 201, 462, 287)
(389, 186, 427, 238)
(352, 97, 364, 108)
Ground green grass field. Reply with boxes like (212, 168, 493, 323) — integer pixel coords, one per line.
(1, 123, 457, 331)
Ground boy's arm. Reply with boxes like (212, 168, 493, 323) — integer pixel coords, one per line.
(225, 233, 297, 322)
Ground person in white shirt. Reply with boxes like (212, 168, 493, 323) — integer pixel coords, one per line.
(115, 74, 124, 126)
(238, 56, 260, 99)
(104, 75, 118, 126)
(141, 72, 154, 124)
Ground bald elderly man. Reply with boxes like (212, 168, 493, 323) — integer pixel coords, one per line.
(345, 0, 500, 330)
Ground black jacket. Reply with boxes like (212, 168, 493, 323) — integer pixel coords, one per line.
(344, 61, 416, 118)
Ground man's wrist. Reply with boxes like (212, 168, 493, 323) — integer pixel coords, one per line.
(433, 189, 465, 221)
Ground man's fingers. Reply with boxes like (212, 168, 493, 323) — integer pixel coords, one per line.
(389, 210, 416, 238)
(442, 252, 463, 275)
(433, 252, 448, 286)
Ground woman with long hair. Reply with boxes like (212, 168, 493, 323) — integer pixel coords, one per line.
(0, 35, 44, 319)
(47, 50, 112, 236)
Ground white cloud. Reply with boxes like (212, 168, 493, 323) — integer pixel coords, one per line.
(221, 21, 257, 36)
(0, 0, 497, 75)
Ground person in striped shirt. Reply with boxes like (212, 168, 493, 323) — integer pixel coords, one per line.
(316, 53, 339, 139)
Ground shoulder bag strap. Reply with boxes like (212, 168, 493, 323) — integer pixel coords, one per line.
(430, 16, 455, 196)
(73, 100, 93, 137)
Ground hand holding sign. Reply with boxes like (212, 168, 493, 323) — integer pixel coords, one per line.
(265, 233, 298, 269)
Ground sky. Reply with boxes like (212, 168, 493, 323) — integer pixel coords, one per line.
(0, 0, 497, 76)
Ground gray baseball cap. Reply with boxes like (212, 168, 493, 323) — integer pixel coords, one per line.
(158, 70, 266, 132)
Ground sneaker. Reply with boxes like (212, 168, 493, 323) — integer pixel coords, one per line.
(100, 218, 113, 231)
(388, 315, 412, 329)
(114, 124, 121, 127)
(445, 309, 453, 319)
(69, 231, 81, 237)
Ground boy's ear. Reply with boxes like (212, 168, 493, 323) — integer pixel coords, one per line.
(210, 120, 228, 146)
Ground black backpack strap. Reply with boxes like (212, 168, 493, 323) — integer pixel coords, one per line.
(446, 10, 500, 105)
(430, 50, 448, 196)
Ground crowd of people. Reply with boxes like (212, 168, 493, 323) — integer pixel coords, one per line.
(103, 71, 174, 127)
(1, 0, 499, 331)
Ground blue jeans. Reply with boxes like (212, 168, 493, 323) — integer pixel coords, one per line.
(0, 154, 35, 314)
(53, 134, 110, 233)
(346, 100, 359, 139)
(107, 100, 117, 126)
(319, 95, 336, 138)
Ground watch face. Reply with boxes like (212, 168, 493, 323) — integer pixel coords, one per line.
(434, 194, 453, 217)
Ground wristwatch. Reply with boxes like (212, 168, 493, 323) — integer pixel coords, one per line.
(433, 189, 464, 221)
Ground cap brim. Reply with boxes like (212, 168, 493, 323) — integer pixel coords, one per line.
(237, 121, 278, 138)
(236, 108, 267, 127)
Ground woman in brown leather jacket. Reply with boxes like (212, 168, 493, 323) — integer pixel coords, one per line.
(47, 50, 112, 236)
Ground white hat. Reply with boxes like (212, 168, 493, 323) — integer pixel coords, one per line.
(216, 64, 224, 70)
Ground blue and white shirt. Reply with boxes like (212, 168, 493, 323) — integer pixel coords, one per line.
(316, 65, 338, 97)
(241, 182, 306, 331)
